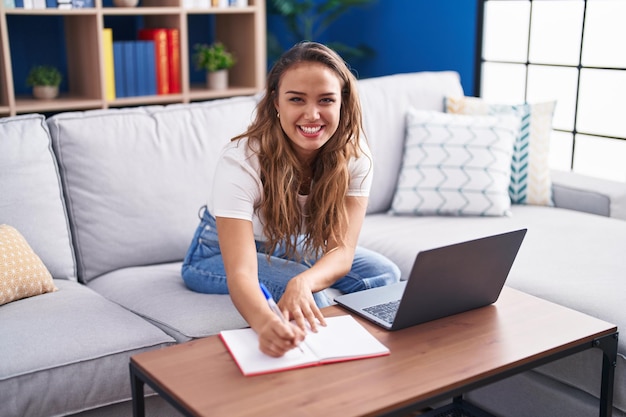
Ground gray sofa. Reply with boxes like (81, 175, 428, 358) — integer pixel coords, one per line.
(1, 71, 624, 417)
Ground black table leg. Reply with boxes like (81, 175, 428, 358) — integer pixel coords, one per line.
(130, 363, 146, 417)
(595, 332, 619, 417)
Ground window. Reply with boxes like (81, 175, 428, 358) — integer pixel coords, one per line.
(477, 0, 626, 182)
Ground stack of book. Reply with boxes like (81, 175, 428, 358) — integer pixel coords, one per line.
(9, 0, 94, 7)
(103, 28, 181, 100)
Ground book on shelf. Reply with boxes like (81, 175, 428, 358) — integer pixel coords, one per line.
(135, 40, 157, 96)
(138, 28, 170, 95)
(220, 315, 390, 377)
(102, 28, 116, 101)
(112, 41, 126, 98)
(166, 28, 181, 94)
(143, 41, 157, 96)
(122, 41, 137, 97)
(71, 0, 93, 7)
(3, 0, 15, 9)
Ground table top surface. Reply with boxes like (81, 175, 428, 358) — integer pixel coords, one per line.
(130, 287, 617, 417)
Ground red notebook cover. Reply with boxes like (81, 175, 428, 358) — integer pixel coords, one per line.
(138, 28, 170, 95)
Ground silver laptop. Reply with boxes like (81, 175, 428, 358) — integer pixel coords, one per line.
(334, 229, 527, 331)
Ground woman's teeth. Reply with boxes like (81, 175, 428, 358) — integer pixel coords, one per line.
(300, 126, 321, 134)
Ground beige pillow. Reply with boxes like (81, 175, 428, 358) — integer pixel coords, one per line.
(0, 224, 58, 306)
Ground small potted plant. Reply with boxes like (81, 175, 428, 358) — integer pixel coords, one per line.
(193, 42, 236, 90)
(26, 65, 62, 100)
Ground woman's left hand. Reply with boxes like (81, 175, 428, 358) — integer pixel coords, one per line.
(278, 277, 327, 332)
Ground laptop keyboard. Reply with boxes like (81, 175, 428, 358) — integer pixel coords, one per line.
(364, 300, 400, 324)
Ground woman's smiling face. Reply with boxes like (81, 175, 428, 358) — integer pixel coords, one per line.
(274, 61, 342, 164)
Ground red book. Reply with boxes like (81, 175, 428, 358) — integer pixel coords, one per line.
(166, 28, 181, 94)
(138, 28, 170, 95)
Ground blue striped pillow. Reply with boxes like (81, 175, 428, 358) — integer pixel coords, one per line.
(446, 97, 556, 206)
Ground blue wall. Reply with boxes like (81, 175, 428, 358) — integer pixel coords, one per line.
(268, 0, 479, 95)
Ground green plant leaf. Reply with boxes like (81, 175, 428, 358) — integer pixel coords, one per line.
(26, 65, 62, 87)
(267, 0, 377, 63)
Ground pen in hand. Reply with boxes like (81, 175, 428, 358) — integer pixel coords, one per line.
(259, 282, 304, 353)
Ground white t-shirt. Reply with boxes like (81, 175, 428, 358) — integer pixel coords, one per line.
(208, 137, 373, 242)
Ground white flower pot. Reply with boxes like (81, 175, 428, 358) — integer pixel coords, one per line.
(113, 0, 139, 7)
(206, 70, 229, 90)
(32, 85, 59, 100)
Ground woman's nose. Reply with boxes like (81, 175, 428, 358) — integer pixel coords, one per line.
(303, 104, 320, 121)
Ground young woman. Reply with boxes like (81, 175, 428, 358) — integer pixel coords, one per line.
(182, 41, 400, 357)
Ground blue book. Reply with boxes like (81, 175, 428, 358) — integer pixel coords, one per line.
(122, 41, 137, 97)
(112, 41, 126, 98)
(14, 0, 23, 6)
(133, 41, 146, 96)
(134, 41, 155, 96)
(45, 0, 56, 7)
(143, 40, 157, 96)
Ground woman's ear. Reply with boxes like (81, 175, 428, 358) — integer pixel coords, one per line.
(273, 96, 279, 115)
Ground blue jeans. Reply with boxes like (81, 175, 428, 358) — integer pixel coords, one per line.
(181, 207, 401, 307)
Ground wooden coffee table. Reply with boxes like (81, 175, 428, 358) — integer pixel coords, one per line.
(129, 287, 618, 417)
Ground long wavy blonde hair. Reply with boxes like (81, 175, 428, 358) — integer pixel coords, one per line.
(231, 41, 367, 261)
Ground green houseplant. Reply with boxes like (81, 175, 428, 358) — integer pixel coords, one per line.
(193, 42, 236, 90)
(26, 65, 62, 100)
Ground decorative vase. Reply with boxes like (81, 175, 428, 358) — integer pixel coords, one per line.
(113, 0, 139, 7)
(32, 85, 59, 100)
(207, 70, 228, 90)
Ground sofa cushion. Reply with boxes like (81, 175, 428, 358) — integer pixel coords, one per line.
(356, 72, 465, 214)
(0, 114, 76, 280)
(87, 262, 248, 342)
(0, 224, 57, 305)
(390, 109, 518, 216)
(446, 96, 557, 206)
(47, 97, 257, 282)
(0, 279, 174, 417)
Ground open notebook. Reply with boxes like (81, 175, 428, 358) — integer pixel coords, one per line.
(220, 315, 389, 376)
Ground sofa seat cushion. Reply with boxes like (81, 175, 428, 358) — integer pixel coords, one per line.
(359, 205, 625, 412)
(0, 280, 174, 417)
(87, 262, 248, 342)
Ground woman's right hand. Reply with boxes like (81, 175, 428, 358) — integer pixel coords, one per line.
(257, 316, 305, 357)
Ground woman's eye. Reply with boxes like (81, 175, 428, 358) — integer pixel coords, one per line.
(289, 97, 303, 103)
(320, 98, 335, 104)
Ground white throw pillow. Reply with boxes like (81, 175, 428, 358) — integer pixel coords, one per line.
(445, 96, 556, 206)
(390, 109, 519, 217)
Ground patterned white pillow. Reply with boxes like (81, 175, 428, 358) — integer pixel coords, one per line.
(390, 109, 519, 217)
(445, 96, 556, 206)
